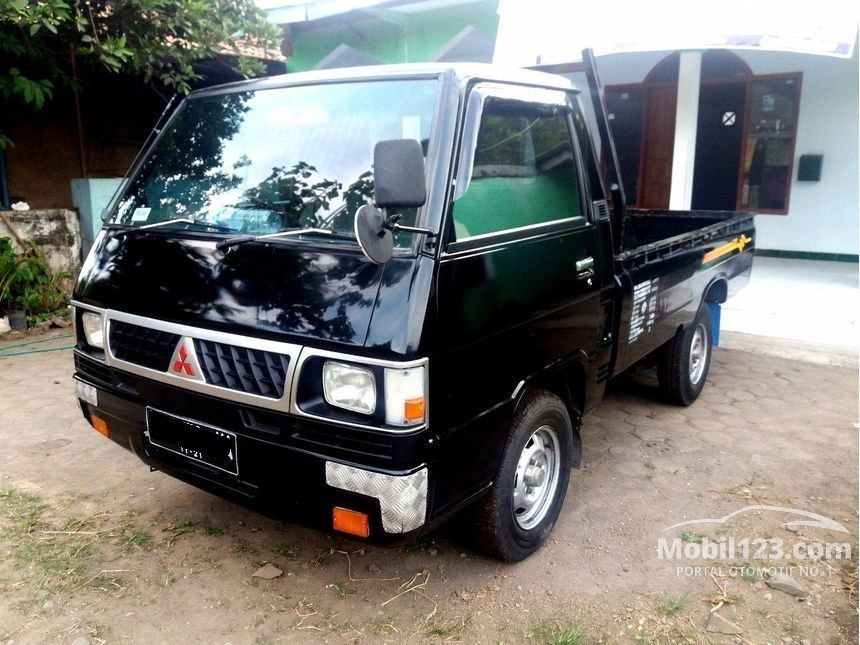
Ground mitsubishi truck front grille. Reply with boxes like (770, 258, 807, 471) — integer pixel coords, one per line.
(109, 320, 179, 372)
(193, 339, 290, 399)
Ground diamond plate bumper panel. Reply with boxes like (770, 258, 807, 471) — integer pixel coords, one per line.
(325, 462, 428, 534)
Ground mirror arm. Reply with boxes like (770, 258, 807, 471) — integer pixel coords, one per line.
(392, 223, 436, 237)
(380, 211, 436, 238)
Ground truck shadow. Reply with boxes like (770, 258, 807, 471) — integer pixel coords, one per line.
(603, 363, 664, 402)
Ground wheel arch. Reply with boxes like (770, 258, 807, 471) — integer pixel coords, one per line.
(510, 361, 584, 468)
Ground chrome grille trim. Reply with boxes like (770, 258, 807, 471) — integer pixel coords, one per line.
(70, 302, 429, 432)
(102, 309, 301, 412)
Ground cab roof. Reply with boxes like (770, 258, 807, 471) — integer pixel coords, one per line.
(190, 63, 578, 98)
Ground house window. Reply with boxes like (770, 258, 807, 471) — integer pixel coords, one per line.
(739, 75, 801, 214)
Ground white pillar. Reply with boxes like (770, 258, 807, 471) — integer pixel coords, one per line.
(669, 51, 702, 210)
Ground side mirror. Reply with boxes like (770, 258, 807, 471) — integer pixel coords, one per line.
(373, 139, 426, 208)
(356, 139, 434, 264)
(355, 204, 393, 265)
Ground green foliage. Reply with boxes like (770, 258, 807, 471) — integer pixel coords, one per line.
(0, 237, 70, 315)
(655, 592, 689, 617)
(680, 530, 704, 544)
(1, 67, 53, 108)
(0, 0, 281, 141)
(530, 618, 588, 645)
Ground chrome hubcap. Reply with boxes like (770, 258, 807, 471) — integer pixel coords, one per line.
(689, 323, 708, 385)
(513, 425, 561, 530)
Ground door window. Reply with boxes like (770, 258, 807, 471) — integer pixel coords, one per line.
(451, 99, 583, 241)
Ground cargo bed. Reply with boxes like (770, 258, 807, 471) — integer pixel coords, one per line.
(616, 209, 755, 269)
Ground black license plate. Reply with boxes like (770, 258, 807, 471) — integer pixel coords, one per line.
(145, 408, 238, 475)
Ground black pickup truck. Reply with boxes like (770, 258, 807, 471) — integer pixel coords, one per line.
(71, 54, 754, 561)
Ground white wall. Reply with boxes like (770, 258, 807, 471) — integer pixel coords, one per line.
(564, 48, 859, 256)
(740, 49, 859, 255)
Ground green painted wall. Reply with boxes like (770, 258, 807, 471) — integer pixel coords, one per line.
(287, 1, 500, 72)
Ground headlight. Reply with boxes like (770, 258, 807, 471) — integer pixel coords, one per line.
(323, 361, 376, 414)
(384, 366, 426, 426)
(81, 311, 104, 349)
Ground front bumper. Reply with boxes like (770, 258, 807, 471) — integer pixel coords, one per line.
(73, 353, 430, 542)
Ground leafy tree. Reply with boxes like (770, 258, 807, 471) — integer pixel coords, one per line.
(0, 0, 281, 131)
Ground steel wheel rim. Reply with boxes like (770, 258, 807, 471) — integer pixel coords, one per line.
(689, 323, 708, 385)
(512, 425, 561, 530)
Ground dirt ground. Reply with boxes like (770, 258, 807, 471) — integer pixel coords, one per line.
(0, 338, 857, 644)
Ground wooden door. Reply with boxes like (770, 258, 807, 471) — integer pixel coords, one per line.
(638, 86, 677, 209)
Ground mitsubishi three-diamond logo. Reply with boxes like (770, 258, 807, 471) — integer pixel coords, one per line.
(173, 345, 194, 375)
(168, 338, 204, 382)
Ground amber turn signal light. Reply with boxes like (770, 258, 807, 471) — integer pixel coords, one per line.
(332, 507, 370, 538)
(90, 414, 110, 438)
(404, 397, 425, 423)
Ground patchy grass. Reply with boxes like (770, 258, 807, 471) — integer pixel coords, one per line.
(680, 531, 704, 544)
(368, 619, 400, 636)
(785, 609, 802, 636)
(330, 581, 354, 598)
(741, 566, 758, 582)
(12, 538, 95, 592)
(274, 542, 300, 559)
(308, 547, 334, 568)
(655, 592, 689, 617)
(530, 618, 588, 645)
(425, 614, 473, 640)
(122, 528, 154, 551)
(161, 566, 175, 587)
(62, 515, 103, 533)
(203, 521, 224, 537)
(231, 535, 258, 559)
(165, 520, 196, 546)
(0, 488, 45, 534)
(0, 487, 97, 593)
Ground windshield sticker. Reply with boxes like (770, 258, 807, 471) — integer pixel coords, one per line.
(629, 278, 660, 343)
(131, 207, 152, 223)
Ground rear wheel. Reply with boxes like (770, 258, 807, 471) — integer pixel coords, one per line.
(658, 304, 713, 406)
(469, 391, 574, 561)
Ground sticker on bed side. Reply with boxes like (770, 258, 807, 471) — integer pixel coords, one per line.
(629, 278, 659, 343)
(131, 207, 151, 223)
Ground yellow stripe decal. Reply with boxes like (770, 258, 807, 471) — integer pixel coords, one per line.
(702, 234, 752, 265)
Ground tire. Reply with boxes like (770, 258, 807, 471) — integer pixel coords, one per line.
(469, 390, 574, 561)
(657, 304, 713, 406)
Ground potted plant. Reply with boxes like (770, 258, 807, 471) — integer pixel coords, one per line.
(0, 238, 70, 332)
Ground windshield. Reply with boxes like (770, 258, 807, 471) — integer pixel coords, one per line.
(112, 79, 438, 244)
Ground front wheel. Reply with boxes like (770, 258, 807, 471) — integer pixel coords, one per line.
(658, 304, 713, 406)
(469, 391, 574, 561)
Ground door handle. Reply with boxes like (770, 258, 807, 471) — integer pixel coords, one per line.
(576, 257, 594, 280)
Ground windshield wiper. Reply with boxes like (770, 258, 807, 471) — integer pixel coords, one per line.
(111, 218, 235, 237)
(216, 227, 354, 251)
